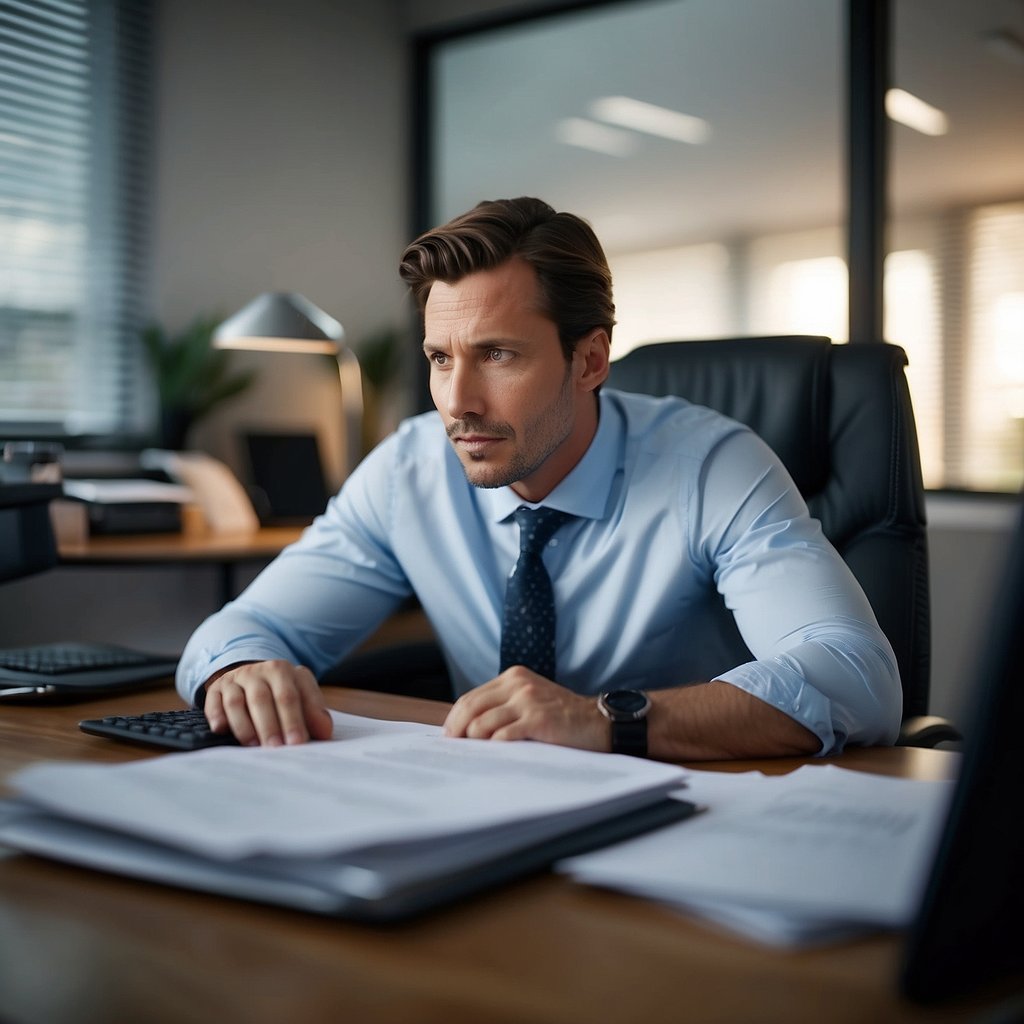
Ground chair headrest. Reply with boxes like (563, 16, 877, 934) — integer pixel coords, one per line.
(608, 336, 831, 495)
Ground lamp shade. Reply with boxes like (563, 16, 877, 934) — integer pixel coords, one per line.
(213, 292, 344, 354)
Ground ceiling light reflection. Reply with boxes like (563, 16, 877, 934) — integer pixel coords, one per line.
(886, 88, 949, 136)
(553, 117, 637, 157)
(590, 96, 710, 144)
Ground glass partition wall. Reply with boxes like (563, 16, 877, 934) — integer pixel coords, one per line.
(416, 0, 1024, 492)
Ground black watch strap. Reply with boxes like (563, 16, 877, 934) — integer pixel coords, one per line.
(610, 717, 648, 757)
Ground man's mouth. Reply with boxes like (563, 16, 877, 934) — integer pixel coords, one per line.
(447, 420, 512, 453)
(452, 434, 506, 454)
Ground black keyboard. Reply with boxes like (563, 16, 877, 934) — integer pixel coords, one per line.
(79, 709, 240, 751)
(0, 642, 179, 700)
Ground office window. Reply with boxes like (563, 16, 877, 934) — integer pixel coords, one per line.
(0, 0, 152, 437)
(608, 243, 732, 357)
(428, 0, 843, 301)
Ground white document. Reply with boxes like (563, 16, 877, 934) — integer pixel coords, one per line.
(328, 709, 441, 740)
(560, 764, 954, 946)
(9, 719, 685, 861)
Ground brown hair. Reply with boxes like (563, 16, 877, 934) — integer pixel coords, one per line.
(399, 197, 615, 361)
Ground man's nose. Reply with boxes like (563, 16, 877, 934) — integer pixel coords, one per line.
(445, 362, 485, 419)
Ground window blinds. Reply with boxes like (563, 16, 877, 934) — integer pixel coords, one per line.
(963, 201, 1024, 492)
(0, 0, 151, 436)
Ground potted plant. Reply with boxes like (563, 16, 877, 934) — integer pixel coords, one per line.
(142, 315, 257, 450)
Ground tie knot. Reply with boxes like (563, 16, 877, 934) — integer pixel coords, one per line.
(513, 506, 573, 555)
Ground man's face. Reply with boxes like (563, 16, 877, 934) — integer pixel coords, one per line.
(423, 258, 606, 502)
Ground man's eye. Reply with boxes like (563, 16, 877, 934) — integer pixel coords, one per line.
(429, 351, 449, 366)
(486, 349, 509, 363)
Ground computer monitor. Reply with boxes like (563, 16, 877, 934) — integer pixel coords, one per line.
(241, 431, 331, 525)
(900, 494, 1024, 1003)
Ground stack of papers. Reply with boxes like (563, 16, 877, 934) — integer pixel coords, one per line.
(0, 712, 691, 921)
(558, 764, 955, 947)
(0, 715, 954, 940)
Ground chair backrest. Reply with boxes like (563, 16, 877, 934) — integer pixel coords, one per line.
(607, 336, 930, 719)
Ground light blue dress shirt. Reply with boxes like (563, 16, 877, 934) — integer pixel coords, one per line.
(177, 390, 902, 753)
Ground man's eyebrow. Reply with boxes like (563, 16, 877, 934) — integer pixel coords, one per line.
(423, 337, 524, 352)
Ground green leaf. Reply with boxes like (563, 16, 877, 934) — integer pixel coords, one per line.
(140, 314, 258, 433)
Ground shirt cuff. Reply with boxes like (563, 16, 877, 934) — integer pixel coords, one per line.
(177, 645, 295, 708)
(714, 660, 837, 755)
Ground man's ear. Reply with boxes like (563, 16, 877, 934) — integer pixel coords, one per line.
(574, 329, 611, 393)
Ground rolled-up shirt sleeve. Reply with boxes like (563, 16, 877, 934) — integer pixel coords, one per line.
(692, 429, 903, 753)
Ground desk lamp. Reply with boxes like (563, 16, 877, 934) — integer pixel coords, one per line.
(213, 292, 363, 477)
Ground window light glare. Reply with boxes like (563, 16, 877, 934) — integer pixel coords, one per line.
(993, 293, 1024, 384)
(590, 96, 710, 144)
(886, 88, 949, 137)
(553, 117, 637, 157)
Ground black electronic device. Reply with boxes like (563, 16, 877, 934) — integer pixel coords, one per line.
(899, 494, 1024, 1004)
(242, 431, 330, 524)
(0, 642, 179, 702)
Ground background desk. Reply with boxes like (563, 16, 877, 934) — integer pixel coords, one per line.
(58, 526, 306, 605)
(0, 686, 989, 1024)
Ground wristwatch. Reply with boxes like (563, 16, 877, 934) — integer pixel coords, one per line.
(598, 689, 652, 758)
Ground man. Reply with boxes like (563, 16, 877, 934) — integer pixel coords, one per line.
(177, 197, 901, 759)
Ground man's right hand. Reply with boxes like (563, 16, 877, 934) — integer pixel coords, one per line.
(202, 660, 333, 747)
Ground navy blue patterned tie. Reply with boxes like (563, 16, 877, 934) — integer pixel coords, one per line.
(499, 506, 573, 679)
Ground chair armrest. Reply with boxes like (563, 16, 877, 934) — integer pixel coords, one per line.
(898, 714, 963, 748)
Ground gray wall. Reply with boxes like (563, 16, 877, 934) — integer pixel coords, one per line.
(151, 0, 410, 488)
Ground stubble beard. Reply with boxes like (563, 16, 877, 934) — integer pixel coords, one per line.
(451, 367, 575, 491)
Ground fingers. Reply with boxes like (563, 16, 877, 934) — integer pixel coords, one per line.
(446, 693, 520, 740)
(443, 668, 605, 750)
(204, 661, 332, 747)
(443, 673, 518, 738)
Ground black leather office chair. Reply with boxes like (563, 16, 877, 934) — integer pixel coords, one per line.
(607, 335, 957, 747)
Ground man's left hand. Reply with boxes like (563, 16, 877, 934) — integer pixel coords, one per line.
(443, 667, 609, 751)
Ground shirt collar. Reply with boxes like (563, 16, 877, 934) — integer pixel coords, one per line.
(479, 392, 624, 524)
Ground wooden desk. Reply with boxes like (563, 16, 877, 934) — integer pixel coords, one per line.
(0, 687, 983, 1024)
(57, 526, 306, 604)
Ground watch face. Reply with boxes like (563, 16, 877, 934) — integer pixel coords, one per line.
(603, 689, 650, 716)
